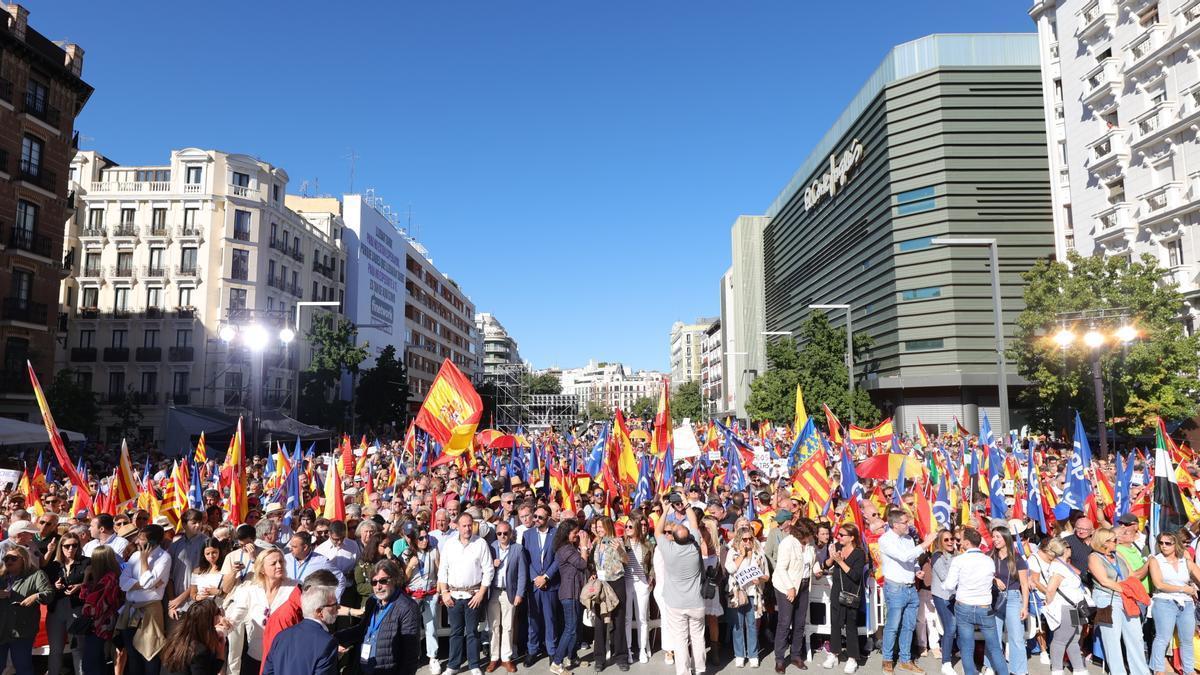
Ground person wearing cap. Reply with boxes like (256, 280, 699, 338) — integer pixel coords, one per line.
(7, 520, 38, 551)
(763, 510, 792, 572)
(1114, 512, 1151, 593)
(84, 514, 129, 558)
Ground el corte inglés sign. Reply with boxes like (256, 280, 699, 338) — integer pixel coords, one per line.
(802, 139, 865, 212)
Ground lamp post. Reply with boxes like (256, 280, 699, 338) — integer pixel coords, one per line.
(930, 237, 1010, 437)
(806, 304, 855, 426)
(219, 320, 296, 455)
(1051, 311, 1137, 459)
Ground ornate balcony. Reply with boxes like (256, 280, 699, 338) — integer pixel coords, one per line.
(1083, 59, 1122, 107)
(69, 347, 97, 363)
(1077, 0, 1117, 39)
(1088, 128, 1130, 174)
(102, 347, 130, 362)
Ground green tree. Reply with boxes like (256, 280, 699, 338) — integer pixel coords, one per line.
(629, 395, 657, 421)
(1012, 250, 1200, 436)
(43, 369, 98, 437)
(111, 386, 143, 442)
(584, 400, 613, 423)
(522, 372, 562, 396)
(671, 380, 703, 423)
(355, 345, 409, 434)
(746, 313, 881, 427)
(297, 316, 369, 431)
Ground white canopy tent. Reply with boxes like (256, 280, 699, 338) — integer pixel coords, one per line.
(0, 417, 84, 445)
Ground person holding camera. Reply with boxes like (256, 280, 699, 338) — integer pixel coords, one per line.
(653, 494, 706, 675)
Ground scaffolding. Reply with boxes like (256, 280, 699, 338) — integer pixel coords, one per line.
(527, 394, 580, 432)
(488, 362, 528, 432)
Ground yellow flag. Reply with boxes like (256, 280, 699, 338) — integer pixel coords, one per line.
(794, 383, 809, 434)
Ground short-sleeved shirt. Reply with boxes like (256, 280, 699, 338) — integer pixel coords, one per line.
(993, 553, 1028, 591)
(1115, 543, 1149, 593)
(656, 535, 703, 610)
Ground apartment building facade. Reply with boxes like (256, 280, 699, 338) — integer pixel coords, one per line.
(60, 149, 345, 443)
(0, 3, 91, 419)
(699, 319, 723, 418)
(559, 360, 667, 413)
(1031, 0, 1200, 334)
(669, 317, 717, 387)
(476, 312, 521, 378)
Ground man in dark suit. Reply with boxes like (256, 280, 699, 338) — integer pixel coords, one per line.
(262, 582, 340, 675)
(487, 521, 528, 672)
(521, 504, 559, 666)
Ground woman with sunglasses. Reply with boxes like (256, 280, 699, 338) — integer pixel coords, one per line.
(923, 528, 956, 674)
(823, 524, 866, 674)
(622, 514, 654, 665)
(1148, 530, 1200, 675)
(403, 527, 441, 675)
(45, 532, 90, 675)
(0, 544, 51, 675)
(1087, 526, 1149, 675)
(78, 546, 123, 675)
(724, 525, 768, 668)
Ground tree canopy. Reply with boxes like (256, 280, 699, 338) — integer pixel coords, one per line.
(1012, 250, 1200, 435)
(297, 316, 369, 431)
(671, 380, 703, 424)
(356, 345, 409, 434)
(44, 369, 97, 438)
(523, 372, 562, 396)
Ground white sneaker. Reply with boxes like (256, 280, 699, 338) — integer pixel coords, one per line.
(549, 664, 565, 675)
(639, 651, 649, 664)
(1040, 652, 1051, 665)
(469, 670, 483, 675)
(842, 660, 857, 674)
(940, 664, 955, 675)
(735, 658, 746, 668)
(665, 652, 674, 665)
(750, 658, 760, 668)
(822, 653, 837, 669)
(429, 659, 442, 675)
(981, 668, 994, 675)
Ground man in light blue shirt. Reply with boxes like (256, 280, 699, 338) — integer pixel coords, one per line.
(285, 531, 346, 598)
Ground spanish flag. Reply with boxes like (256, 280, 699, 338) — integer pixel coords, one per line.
(849, 418, 895, 448)
(227, 418, 249, 525)
(113, 440, 139, 510)
(322, 460, 345, 521)
(915, 419, 930, 448)
(612, 409, 639, 485)
(414, 359, 482, 454)
(823, 404, 843, 445)
(27, 361, 89, 494)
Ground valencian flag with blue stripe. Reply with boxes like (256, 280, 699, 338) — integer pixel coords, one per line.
(788, 417, 827, 469)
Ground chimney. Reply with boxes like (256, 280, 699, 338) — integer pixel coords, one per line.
(64, 43, 83, 77)
(4, 4, 28, 41)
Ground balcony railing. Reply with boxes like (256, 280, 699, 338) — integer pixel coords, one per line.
(288, 282, 303, 298)
(267, 274, 286, 291)
(228, 184, 253, 198)
(111, 224, 138, 238)
(174, 264, 201, 278)
(312, 260, 334, 278)
(102, 347, 130, 362)
(1140, 182, 1184, 218)
(21, 93, 60, 127)
(0, 78, 11, 103)
(144, 224, 171, 238)
(7, 228, 53, 258)
(291, 248, 305, 263)
(88, 181, 171, 193)
(77, 307, 99, 319)
(174, 306, 196, 319)
(131, 392, 159, 405)
(175, 225, 203, 239)
(168, 346, 194, 362)
(103, 391, 126, 404)
(108, 265, 136, 279)
(141, 265, 166, 279)
(268, 238, 289, 254)
(232, 228, 251, 242)
(172, 392, 191, 405)
(69, 347, 97, 362)
(79, 225, 106, 239)
(1, 298, 47, 324)
(17, 161, 56, 193)
(142, 307, 165, 319)
(111, 308, 132, 319)
(135, 346, 162, 362)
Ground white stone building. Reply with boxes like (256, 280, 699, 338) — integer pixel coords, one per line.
(1031, 0, 1200, 334)
(557, 360, 667, 413)
(669, 317, 717, 387)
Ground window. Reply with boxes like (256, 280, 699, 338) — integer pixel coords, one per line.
(312, 281, 318, 299)
(229, 288, 247, 310)
(148, 248, 164, 273)
(233, 210, 251, 241)
(140, 372, 157, 395)
(107, 372, 125, 398)
(24, 78, 46, 114)
(116, 252, 133, 273)
(176, 329, 192, 348)
(185, 166, 203, 184)
(1168, 238, 1184, 267)
(898, 236, 936, 252)
(79, 330, 94, 348)
(20, 135, 42, 176)
(905, 338, 944, 351)
(292, 236, 299, 253)
(152, 208, 167, 227)
(231, 249, 249, 281)
(183, 208, 198, 227)
(901, 286, 942, 301)
(178, 287, 192, 308)
(270, 222, 278, 243)
(143, 329, 159, 348)
(1107, 179, 1125, 204)
(895, 186, 937, 215)
(232, 172, 250, 187)
(120, 208, 135, 225)
(272, 184, 280, 202)
(291, 270, 298, 289)
(111, 329, 127, 349)
(88, 209, 104, 227)
(180, 247, 198, 273)
(268, 260, 276, 283)
(81, 287, 98, 309)
(146, 287, 162, 309)
(114, 288, 129, 311)
(75, 371, 92, 390)
(15, 200, 36, 238)
(135, 169, 169, 183)
(173, 371, 190, 396)
(12, 269, 31, 302)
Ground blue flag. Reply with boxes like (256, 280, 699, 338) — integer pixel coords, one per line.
(933, 478, 951, 528)
(894, 455, 907, 506)
(1061, 411, 1094, 515)
(1114, 450, 1134, 517)
(633, 455, 654, 507)
(1027, 451, 1048, 534)
(585, 424, 608, 479)
(839, 444, 861, 501)
(745, 481, 757, 522)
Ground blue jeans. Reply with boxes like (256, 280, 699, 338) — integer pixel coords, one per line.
(882, 581, 918, 664)
(730, 603, 757, 659)
(1151, 598, 1196, 673)
(554, 599, 581, 666)
(931, 595, 956, 664)
(447, 598, 484, 671)
(418, 596, 440, 659)
(954, 603, 1007, 675)
(1095, 594, 1149, 675)
(0, 638, 34, 675)
(985, 589, 1028, 675)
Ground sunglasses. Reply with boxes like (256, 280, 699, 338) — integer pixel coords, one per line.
(497, 531, 511, 537)
(1160, 540, 1175, 546)
(3, 557, 18, 563)
(371, 577, 393, 586)
(61, 544, 78, 549)
(740, 537, 753, 542)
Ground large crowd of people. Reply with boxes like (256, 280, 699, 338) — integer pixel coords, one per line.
(0, 419, 1197, 675)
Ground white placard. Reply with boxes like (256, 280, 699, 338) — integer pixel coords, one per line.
(0, 469, 20, 492)
(708, 450, 722, 462)
(734, 564, 765, 588)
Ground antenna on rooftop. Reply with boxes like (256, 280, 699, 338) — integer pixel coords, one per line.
(299, 180, 310, 197)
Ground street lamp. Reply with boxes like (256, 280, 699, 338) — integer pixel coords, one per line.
(930, 237, 1010, 437)
(807, 303, 855, 426)
(1051, 310, 1138, 458)
(218, 321, 298, 453)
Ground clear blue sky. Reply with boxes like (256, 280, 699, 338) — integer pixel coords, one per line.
(34, 1, 1032, 372)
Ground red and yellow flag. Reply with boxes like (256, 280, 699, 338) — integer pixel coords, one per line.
(823, 404, 843, 445)
(791, 448, 832, 515)
(27, 361, 89, 494)
(322, 460, 345, 521)
(650, 381, 672, 458)
(414, 359, 482, 454)
(112, 440, 139, 509)
(612, 409, 639, 485)
(194, 432, 208, 465)
(227, 418, 248, 525)
(915, 419, 930, 448)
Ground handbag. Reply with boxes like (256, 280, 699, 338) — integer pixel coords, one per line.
(835, 556, 861, 609)
(67, 610, 93, 636)
(695, 544, 717, 600)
